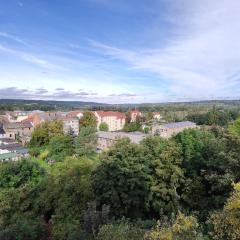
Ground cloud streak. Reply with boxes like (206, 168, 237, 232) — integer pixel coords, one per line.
(0, 32, 28, 46)
(89, 0, 240, 100)
(0, 87, 98, 101)
(0, 44, 57, 69)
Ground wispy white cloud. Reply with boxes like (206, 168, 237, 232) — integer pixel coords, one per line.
(0, 32, 28, 46)
(0, 44, 57, 69)
(0, 87, 98, 101)
(89, 0, 240, 100)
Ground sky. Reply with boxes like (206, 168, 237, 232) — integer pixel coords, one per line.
(0, 0, 240, 103)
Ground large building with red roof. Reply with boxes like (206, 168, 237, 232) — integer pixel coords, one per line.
(94, 111, 126, 131)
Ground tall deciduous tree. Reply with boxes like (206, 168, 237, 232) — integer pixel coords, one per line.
(210, 182, 240, 240)
(175, 129, 239, 219)
(144, 213, 201, 240)
(93, 139, 151, 218)
(79, 111, 97, 129)
(30, 120, 63, 147)
(141, 136, 183, 216)
(48, 135, 74, 161)
(75, 126, 97, 157)
(93, 136, 183, 219)
(228, 117, 240, 137)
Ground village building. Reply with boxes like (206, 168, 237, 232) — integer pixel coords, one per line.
(0, 124, 6, 138)
(5, 111, 29, 122)
(3, 122, 33, 143)
(61, 117, 79, 136)
(94, 111, 126, 131)
(152, 112, 162, 120)
(130, 109, 142, 122)
(152, 121, 197, 138)
(21, 112, 80, 136)
(97, 131, 147, 151)
(0, 138, 28, 162)
(66, 110, 83, 119)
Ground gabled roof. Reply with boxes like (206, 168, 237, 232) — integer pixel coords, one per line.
(95, 111, 126, 119)
(3, 122, 32, 129)
(66, 111, 82, 118)
(97, 131, 147, 144)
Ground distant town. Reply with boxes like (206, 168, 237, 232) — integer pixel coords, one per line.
(0, 108, 197, 162)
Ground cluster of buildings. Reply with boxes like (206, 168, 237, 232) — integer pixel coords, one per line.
(97, 120, 197, 151)
(0, 138, 28, 162)
(0, 108, 197, 158)
(0, 110, 81, 161)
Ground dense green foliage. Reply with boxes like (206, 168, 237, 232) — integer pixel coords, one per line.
(99, 122, 109, 131)
(79, 111, 97, 128)
(75, 126, 97, 157)
(187, 106, 239, 126)
(2, 114, 240, 239)
(175, 128, 240, 220)
(30, 120, 64, 148)
(93, 137, 183, 219)
(48, 135, 74, 161)
(123, 115, 143, 132)
(228, 117, 240, 137)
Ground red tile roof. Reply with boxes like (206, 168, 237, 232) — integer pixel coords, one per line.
(95, 111, 126, 119)
(66, 111, 82, 118)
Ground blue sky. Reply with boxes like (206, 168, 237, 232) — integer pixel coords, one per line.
(0, 0, 239, 103)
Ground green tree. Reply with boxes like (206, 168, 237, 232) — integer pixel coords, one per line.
(0, 159, 46, 189)
(75, 126, 97, 157)
(93, 139, 151, 218)
(40, 157, 96, 240)
(48, 135, 74, 161)
(97, 220, 145, 240)
(80, 111, 97, 128)
(141, 137, 184, 216)
(30, 120, 63, 148)
(99, 122, 109, 131)
(228, 118, 240, 137)
(144, 213, 202, 240)
(123, 119, 142, 132)
(0, 160, 47, 240)
(210, 182, 240, 240)
(175, 129, 238, 220)
(93, 136, 183, 219)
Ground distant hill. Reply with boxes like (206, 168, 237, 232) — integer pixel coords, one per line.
(0, 98, 240, 111)
(0, 99, 108, 111)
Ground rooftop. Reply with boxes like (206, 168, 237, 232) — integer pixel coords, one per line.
(97, 131, 147, 144)
(95, 111, 126, 119)
(3, 122, 32, 129)
(0, 152, 18, 161)
(162, 121, 196, 129)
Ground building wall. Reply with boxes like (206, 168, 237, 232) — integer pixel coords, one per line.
(0, 133, 7, 138)
(152, 123, 197, 138)
(130, 111, 141, 122)
(153, 113, 162, 120)
(4, 127, 33, 140)
(63, 118, 79, 136)
(95, 114, 125, 131)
